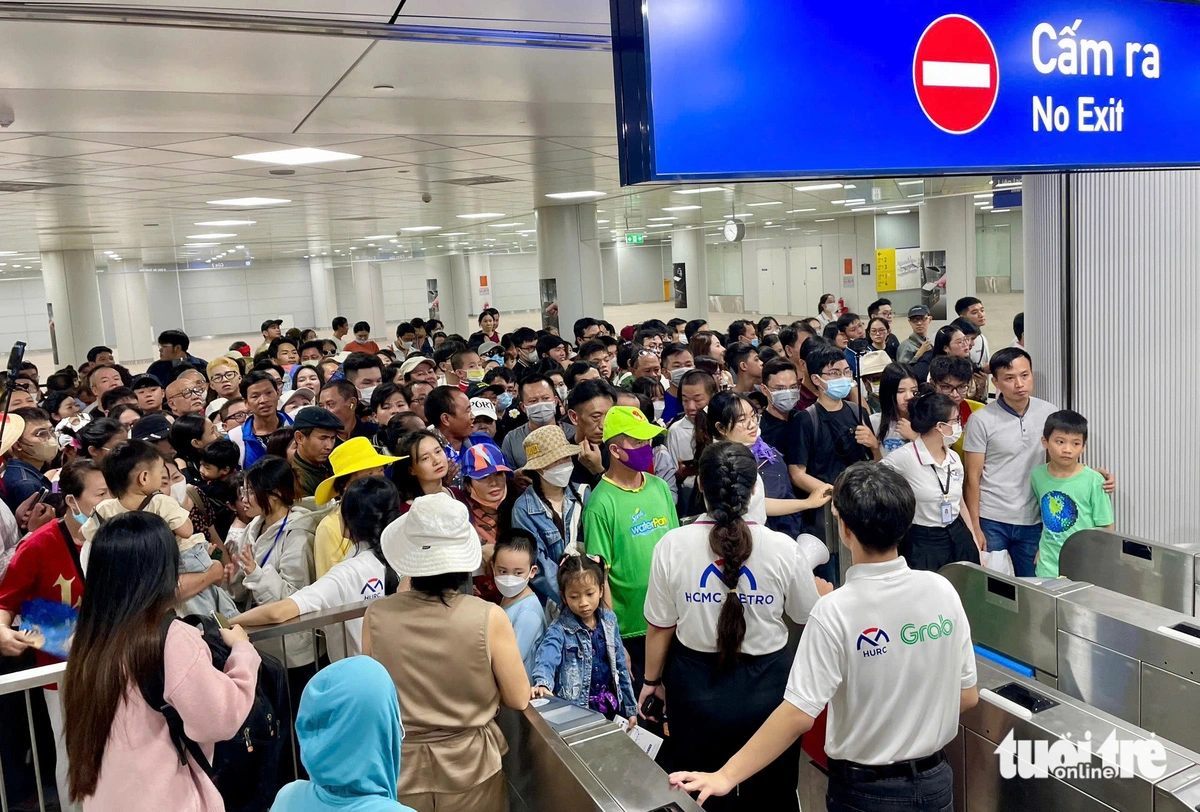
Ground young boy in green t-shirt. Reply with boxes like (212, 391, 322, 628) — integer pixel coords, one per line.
(1030, 410, 1114, 577)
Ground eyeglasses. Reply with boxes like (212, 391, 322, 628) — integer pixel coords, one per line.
(939, 418, 963, 428)
(935, 383, 969, 396)
(170, 387, 206, 399)
(734, 412, 760, 428)
(27, 429, 53, 441)
(950, 338, 972, 348)
(211, 371, 240, 383)
(764, 384, 799, 394)
(821, 369, 855, 380)
(223, 411, 249, 426)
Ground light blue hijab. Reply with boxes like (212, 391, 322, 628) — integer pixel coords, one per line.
(270, 657, 413, 812)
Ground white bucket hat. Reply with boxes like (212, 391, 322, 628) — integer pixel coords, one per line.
(381, 492, 482, 578)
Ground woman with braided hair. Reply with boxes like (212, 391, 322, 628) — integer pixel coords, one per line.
(641, 442, 831, 811)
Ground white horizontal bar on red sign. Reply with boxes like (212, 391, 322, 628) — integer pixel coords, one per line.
(921, 60, 991, 88)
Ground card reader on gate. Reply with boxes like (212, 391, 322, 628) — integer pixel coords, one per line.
(530, 695, 607, 736)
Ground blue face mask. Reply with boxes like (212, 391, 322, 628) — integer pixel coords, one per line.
(750, 338, 760, 348)
(823, 375, 854, 400)
(497, 392, 513, 411)
(67, 497, 87, 526)
(485, 354, 503, 366)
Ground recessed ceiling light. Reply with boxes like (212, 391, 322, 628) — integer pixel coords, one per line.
(991, 208, 1011, 213)
(597, 219, 610, 224)
(974, 193, 993, 199)
(487, 222, 524, 228)
(663, 205, 702, 212)
(850, 207, 876, 213)
(908, 193, 925, 198)
(786, 208, 816, 214)
(745, 201, 782, 207)
(233, 147, 361, 166)
(646, 224, 673, 229)
(457, 213, 505, 220)
(974, 201, 989, 207)
(103, 250, 115, 255)
(898, 180, 924, 186)
(186, 233, 236, 239)
(885, 209, 911, 215)
(979, 205, 994, 210)
(673, 187, 727, 195)
(648, 216, 678, 221)
(795, 183, 844, 192)
(207, 198, 290, 207)
(401, 226, 441, 233)
(843, 184, 857, 190)
(545, 190, 605, 200)
(815, 218, 835, 222)
(195, 220, 256, 226)
(360, 234, 393, 240)
(441, 232, 467, 237)
(764, 224, 783, 228)
(235, 244, 245, 249)
(0, 252, 19, 256)
(185, 242, 220, 247)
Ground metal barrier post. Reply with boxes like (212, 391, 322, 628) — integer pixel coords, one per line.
(280, 634, 299, 779)
(23, 691, 45, 812)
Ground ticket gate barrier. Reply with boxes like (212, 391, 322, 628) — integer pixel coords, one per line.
(942, 563, 1200, 755)
(499, 695, 702, 812)
(1059, 529, 1200, 616)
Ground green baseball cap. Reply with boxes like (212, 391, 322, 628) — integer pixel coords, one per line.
(601, 405, 665, 443)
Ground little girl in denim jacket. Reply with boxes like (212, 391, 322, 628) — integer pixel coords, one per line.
(531, 555, 637, 719)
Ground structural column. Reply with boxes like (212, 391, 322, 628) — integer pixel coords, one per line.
(670, 227, 708, 321)
(1024, 170, 1199, 542)
(308, 255, 337, 332)
(351, 260, 386, 342)
(918, 195, 977, 327)
(105, 262, 154, 365)
(41, 249, 105, 367)
(536, 204, 603, 335)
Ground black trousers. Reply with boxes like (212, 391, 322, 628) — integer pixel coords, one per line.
(664, 644, 800, 812)
(827, 759, 953, 812)
(903, 516, 980, 573)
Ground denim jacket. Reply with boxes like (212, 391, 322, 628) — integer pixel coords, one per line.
(512, 483, 589, 607)
(531, 607, 637, 718)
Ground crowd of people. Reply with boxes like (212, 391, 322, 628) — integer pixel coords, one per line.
(0, 295, 1117, 812)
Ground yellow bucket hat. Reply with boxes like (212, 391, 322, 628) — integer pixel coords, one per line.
(314, 437, 405, 505)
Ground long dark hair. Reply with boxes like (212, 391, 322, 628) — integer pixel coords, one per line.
(695, 390, 752, 462)
(341, 476, 402, 594)
(76, 417, 125, 461)
(390, 429, 443, 501)
(167, 413, 207, 464)
(63, 513, 180, 801)
(697, 442, 757, 667)
(932, 325, 963, 357)
(246, 455, 296, 513)
(876, 363, 918, 441)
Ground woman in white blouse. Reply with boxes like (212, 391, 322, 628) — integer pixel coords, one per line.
(882, 391, 983, 571)
(640, 442, 830, 812)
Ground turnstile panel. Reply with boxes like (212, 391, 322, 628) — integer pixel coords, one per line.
(1056, 631, 1141, 726)
(1059, 530, 1200, 615)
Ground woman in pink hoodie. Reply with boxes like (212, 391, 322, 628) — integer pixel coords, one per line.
(62, 511, 260, 811)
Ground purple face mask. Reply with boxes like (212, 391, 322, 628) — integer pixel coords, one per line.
(617, 443, 654, 473)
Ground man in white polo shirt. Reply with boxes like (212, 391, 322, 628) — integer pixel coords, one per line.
(669, 462, 978, 810)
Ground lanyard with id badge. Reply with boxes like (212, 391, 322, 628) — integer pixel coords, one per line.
(913, 442, 955, 526)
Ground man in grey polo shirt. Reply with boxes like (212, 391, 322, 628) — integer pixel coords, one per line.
(501, 373, 575, 468)
(962, 347, 1113, 577)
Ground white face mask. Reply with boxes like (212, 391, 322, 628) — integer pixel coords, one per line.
(358, 385, 377, 402)
(526, 401, 557, 425)
(170, 480, 189, 506)
(653, 400, 666, 420)
(824, 301, 837, 313)
(494, 574, 530, 599)
(555, 384, 569, 402)
(542, 460, 575, 487)
(942, 424, 963, 446)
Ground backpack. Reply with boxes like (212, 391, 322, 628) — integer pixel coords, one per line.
(140, 614, 291, 812)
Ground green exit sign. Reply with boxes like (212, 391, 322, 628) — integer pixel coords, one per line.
(625, 233, 645, 245)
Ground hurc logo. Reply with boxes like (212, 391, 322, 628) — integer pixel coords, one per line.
(995, 729, 1168, 780)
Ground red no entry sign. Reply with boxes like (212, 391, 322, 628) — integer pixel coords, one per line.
(913, 15, 999, 134)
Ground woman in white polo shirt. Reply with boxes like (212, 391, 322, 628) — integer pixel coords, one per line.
(882, 391, 983, 571)
(641, 442, 829, 812)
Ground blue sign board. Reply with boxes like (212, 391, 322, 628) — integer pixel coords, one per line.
(610, 0, 1199, 183)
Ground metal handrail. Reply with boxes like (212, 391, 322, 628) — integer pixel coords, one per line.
(0, 601, 373, 697)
